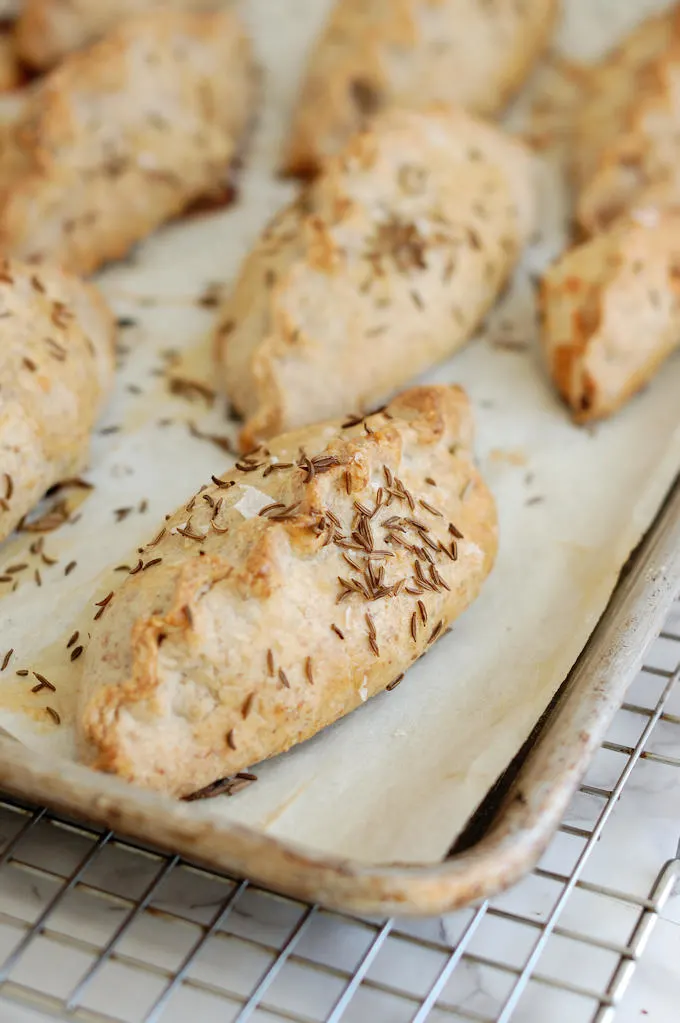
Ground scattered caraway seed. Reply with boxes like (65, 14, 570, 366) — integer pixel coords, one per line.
(331, 624, 345, 640)
(278, 668, 290, 688)
(226, 729, 237, 750)
(114, 507, 133, 522)
(100, 425, 120, 435)
(66, 631, 79, 649)
(526, 496, 545, 506)
(429, 621, 444, 644)
(419, 499, 442, 517)
(46, 707, 61, 725)
(1, 649, 12, 671)
(139, 499, 148, 513)
(94, 592, 114, 620)
(16, 669, 28, 677)
(142, 558, 162, 571)
(448, 522, 464, 539)
(64, 561, 77, 576)
(116, 316, 137, 328)
(32, 673, 55, 691)
(305, 657, 314, 686)
(70, 646, 84, 661)
(241, 692, 255, 718)
(387, 674, 404, 691)
(182, 772, 257, 801)
(211, 475, 235, 489)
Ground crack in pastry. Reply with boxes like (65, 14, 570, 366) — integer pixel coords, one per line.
(77, 385, 498, 798)
(216, 106, 536, 451)
(0, 259, 115, 542)
(281, 0, 557, 177)
(540, 212, 680, 422)
(15, 0, 233, 70)
(0, 8, 258, 275)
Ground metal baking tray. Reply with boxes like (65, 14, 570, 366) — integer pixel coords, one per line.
(0, 474, 677, 918)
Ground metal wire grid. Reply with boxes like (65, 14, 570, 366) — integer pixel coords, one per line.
(0, 604, 676, 1023)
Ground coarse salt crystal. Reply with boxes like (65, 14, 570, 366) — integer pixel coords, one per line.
(233, 486, 274, 519)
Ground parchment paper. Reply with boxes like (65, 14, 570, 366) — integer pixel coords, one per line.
(0, 0, 678, 865)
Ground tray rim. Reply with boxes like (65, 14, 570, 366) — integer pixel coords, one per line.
(0, 475, 677, 917)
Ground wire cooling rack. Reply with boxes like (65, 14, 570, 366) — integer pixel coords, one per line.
(0, 601, 677, 1023)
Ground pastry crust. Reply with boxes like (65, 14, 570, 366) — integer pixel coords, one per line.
(16, 0, 232, 70)
(574, 7, 680, 234)
(217, 106, 535, 450)
(0, 32, 21, 93)
(281, 0, 557, 177)
(78, 385, 498, 798)
(0, 259, 115, 542)
(539, 213, 680, 422)
(0, 9, 258, 275)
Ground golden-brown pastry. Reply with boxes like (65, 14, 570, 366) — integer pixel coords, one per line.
(15, 0, 232, 70)
(217, 106, 535, 451)
(281, 0, 557, 177)
(0, 259, 115, 542)
(540, 212, 680, 422)
(574, 7, 680, 234)
(78, 385, 498, 798)
(0, 33, 21, 93)
(0, 9, 258, 275)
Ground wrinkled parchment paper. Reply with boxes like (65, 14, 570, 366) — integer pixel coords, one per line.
(0, 0, 678, 864)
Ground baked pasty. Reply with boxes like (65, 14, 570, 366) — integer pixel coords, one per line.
(217, 107, 535, 450)
(0, 259, 114, 542)
(15, 0, 232, 70)
(0, 9, 258, 275)
(78, 385, 498, 798)
(573, 7, 680, 234)
(281, 0, 557, 177)
(540, 213, 680, 422)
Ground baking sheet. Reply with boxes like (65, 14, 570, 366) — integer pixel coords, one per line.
(0, 0, 679, 866)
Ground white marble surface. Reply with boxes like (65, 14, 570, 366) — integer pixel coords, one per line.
(0, 605, 675, 1023)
